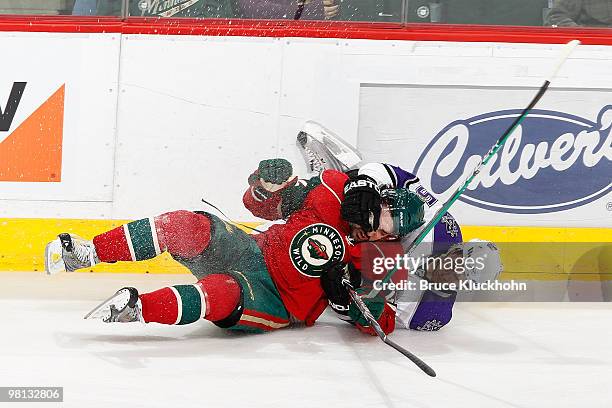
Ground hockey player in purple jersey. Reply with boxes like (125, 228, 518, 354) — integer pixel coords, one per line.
(299, 123, 502, 332)
(330, 161, 503, 332)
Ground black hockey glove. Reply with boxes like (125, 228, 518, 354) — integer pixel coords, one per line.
(320, 260, 362, 313)
(341, 175, 381, 232)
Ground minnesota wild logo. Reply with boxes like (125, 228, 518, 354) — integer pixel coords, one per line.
(290, 224, 345, 277)
(307, 238, 329, 260)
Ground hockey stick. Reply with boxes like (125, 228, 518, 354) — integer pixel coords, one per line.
(346, 39, 580, 374)
(381, 39, 581, 285)
(201, 198, 264, 233)
(347, 284, 437, 377)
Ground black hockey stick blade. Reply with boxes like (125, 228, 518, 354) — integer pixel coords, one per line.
(348, 286, 436, 376)
(341, 39, 580, 377)
(384, 337, 437, 377)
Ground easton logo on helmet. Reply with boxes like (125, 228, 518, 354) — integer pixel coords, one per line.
(290, 224, 345, 278)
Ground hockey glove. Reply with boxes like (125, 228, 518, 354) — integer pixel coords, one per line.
(348, 289, 396, 336)
(247, 158, 297, 200)
(258, 159, 295, 190)
(341, 175, 381, 232)
(320, 260, 362, 314)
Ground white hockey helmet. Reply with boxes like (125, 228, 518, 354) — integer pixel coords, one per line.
(460, 239, 503, 283)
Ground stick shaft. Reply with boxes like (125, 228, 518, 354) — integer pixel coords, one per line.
(348, 287, 437, 377)
(382, 40, 579, 284)
(344, 40, 579, 375)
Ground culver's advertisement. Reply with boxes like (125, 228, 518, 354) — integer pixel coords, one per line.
(358, 85, 612, 227)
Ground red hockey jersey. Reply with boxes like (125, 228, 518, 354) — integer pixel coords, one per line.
(245, 169, 355, 324)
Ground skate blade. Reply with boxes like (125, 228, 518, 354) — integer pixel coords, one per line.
(84, 289, 131, 320)
(44, 239, 66, 275)
(298, 121, 364, 171)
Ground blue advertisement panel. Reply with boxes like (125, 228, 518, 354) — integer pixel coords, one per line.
(358, 85, 612, 226)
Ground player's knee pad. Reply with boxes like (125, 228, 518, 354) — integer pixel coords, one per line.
(409, 289, 456, 331)
(154, 210, 212, 259)
(198, 274, 243, 325)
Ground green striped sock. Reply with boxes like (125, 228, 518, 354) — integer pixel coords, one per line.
(173, 284, 206, 325)
(125, 217, 161, 261)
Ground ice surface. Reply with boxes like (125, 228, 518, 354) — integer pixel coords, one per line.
(1, 273, 611, 408)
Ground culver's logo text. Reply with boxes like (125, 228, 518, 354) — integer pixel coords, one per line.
(414, 106, 611, 214)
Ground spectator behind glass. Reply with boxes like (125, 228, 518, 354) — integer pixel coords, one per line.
(546, 0, 612, 27)
(71, 0, 339, 19)
(236, 0, 338, 19)
(74, 0, 242, 17)
(72, 0, 98, 15)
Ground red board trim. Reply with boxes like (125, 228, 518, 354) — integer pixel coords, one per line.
(0, 15, 611, 45)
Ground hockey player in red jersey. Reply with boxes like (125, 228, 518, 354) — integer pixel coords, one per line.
(325, 162, 502, 332)
(45, 159, 410, 335)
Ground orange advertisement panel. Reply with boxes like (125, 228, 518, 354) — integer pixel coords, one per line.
(0, 84, 64, 182)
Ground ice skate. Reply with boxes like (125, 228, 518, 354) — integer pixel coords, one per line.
(84, 287, 143, 323)
(45, 233, 100, 274)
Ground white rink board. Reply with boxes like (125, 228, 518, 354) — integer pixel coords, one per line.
(0, 32, 120, 204)
(113, 35, 282, 218)
(0, 34, 610, 226)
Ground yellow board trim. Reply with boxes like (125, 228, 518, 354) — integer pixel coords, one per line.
(0, 218, 610, 280)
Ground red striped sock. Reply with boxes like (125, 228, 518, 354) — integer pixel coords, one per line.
(93, 225, 132, 262)
(93, 211, 212, 263)
(93, 217, 161, 262)
(140, 287, 180, 324)
(139, 275, 240, 325)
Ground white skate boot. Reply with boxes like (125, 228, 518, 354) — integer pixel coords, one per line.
(84, 287, 143, 323)
(45, 233, 100, 274)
